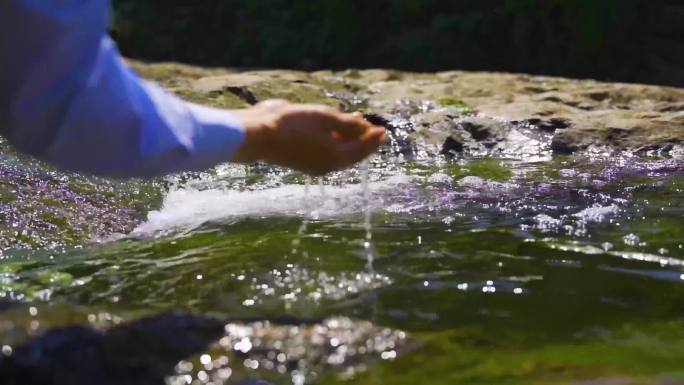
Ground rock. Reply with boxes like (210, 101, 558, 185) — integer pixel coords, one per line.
(461, 117, 500, 141)
(0, 309, 410, 385)
(551, 133, 581, 154)
(456, 176, 518, 192)
(427, 173, 453, 184)
(0, 314, 225, 385)
(191, 71, 342, 108)
(441, 137, 464, 156)
(130, 61, 684, 155)
(550, 110, 684, 153)
(363, 112, 417, 158)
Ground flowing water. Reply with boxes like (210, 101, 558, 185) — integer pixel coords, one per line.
(1, 110, 684, 384)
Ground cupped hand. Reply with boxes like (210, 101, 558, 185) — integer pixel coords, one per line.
(232, 100, 386, 175)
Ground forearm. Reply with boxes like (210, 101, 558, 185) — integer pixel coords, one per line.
(0, 0, 383, 179)
(0, 0, 245, 178)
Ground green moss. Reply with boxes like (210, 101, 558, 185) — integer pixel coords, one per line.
(445, 163, 466, 179)
(466, 159, 513, 181)
(281, 172, 307, 185)
(0, 262, 23, 274)
(38, 197, 61, 208)
(0, 192, 15, 204)
(118, 181, 165, 221)
(438, 98, 475, 114)
(37, 271, 74, 286)
(67, 179, 116, 198)
(38, 212, 69, 228)
(322, 322, 684, 385)
(0, 281, 35, 298)
(174, 88, 249, 109)
(126, 61, 223, 87)
(248, 80, 340, 107)
(0, 183, 16, 204)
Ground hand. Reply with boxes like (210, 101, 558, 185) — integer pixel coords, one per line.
(232, 100, 386, 175)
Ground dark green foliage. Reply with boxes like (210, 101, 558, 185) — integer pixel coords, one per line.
(111, 1, 682, 85)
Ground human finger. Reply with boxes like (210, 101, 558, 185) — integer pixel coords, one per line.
(332, 111, 388, 140)
(329, 117, 373, 140)
(334, 129, 385, 167)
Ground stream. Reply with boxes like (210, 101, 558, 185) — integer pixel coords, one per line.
(1, 104, 684, 385)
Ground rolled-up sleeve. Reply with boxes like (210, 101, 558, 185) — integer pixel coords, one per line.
(0, 0, 245, 177)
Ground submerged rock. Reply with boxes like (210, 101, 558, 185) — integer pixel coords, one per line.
(0, 309, 409, 385)
(170, 317, 410, 385)
(0, 313, 224, 385)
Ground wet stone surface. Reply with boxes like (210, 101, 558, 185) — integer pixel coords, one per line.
(0, 140, 163, 254)
(128, 61, 684, 156)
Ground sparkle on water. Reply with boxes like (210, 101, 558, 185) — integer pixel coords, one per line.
(1, 102, 684, 384)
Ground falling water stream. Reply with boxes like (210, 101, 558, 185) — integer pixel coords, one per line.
(360, 159, 374, 271)
(291, 176, 312, 257)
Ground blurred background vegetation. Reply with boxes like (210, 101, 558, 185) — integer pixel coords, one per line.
(111, 0, 684, 86)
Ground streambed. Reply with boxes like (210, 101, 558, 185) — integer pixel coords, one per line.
(1, 67, 684, 384)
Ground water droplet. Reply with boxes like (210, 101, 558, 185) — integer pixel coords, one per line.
(235, 337, 253, 353)
(200, 354, 212, 365)
(244, 358, 259, 370)
(217, 368, 232, 380)
(242, 299, 255, 307)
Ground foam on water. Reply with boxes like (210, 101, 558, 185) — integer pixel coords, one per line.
(571, 204, 620, 223)
(133, 173, 412, 236)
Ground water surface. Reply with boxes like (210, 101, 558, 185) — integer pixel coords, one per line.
(1, 117, 684, 385)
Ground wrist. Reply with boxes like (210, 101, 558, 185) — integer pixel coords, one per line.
(231, 107, 275, 163)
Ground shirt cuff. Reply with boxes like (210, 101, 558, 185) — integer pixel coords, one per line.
(184, 102, 246, 171)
